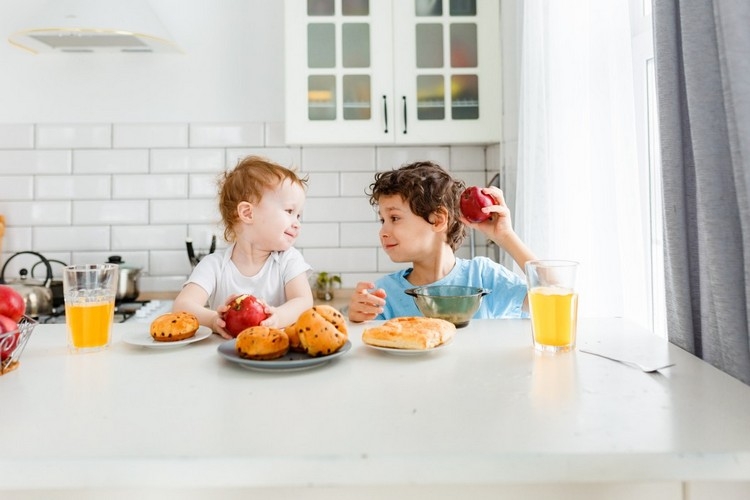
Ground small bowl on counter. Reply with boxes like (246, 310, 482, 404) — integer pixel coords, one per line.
(405, 285, 491, 328)
(1, 315, 38, 376)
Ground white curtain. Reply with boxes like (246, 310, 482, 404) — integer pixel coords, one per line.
(515, 0, 650, 326)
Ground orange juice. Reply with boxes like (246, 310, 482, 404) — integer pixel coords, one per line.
(529, 286, 578, 351)
(66, 301, 115, 350)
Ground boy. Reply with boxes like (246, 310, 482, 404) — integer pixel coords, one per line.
(348, 161, 536, 322)
(173, 156, 313, 338)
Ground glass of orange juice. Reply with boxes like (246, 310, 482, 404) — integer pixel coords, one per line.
(62, 264, 119, 353)
(525, 260, 579, 353)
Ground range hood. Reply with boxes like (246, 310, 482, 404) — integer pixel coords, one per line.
(8, 0, 180, 54)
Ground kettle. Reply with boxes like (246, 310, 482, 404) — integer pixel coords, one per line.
(0, 251, 54, 317)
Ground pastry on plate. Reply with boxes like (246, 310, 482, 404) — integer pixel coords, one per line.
(235, 326, 290, 360)
(291, 305, 348, 357)
(362, 316, 456, 350)
(150, 312, 200, 342)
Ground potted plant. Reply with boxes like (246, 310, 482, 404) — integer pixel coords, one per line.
(313, 271, 341, 301)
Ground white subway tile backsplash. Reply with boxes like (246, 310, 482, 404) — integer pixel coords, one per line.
(341, 172, 376, 197)
(113, 174, 188, 199)
(187, 225, 225, 252)
(113, 124, 189, 148)
(188, 174, 221, 199)
(0, 124, 34, 149)
(36, 175, 111, 200)
(33, 226, 110, 252)
(73, 201, 149, 225)
(226, 147, 302, 170)
(452, 171, 487, 188)
(111, 225, 186, 251)
(74, 150, 149, 174)
(36, 124, 111, 149)
(0, 150, 71, 174)
(0, 227, 32, 253)
(189, 123, 264, 148)
(295, 222, 339, 248)
(340, 222, 380, 247)
(302, 147, 376, 172)
(151, 149, 225, 173)
(376, 147, 450, 170)
(304, 197, 376, 222)
(303, 248, 378, 273)
(150, 250, 192, 276)
(305, 172, 339, 197)
(2, 121, 496, 285)
(0, 176, 33, 200)
(450, 146, 487, 171)
(1, 201, 71, 225)
(151, 199, 219, 224)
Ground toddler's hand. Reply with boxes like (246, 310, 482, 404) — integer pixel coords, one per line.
(259, 304, 282, 329)
(348, 281, 387, 323)
(211, 309, 232, 339)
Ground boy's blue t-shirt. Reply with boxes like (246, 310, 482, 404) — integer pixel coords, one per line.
(374, 256, 528, 320)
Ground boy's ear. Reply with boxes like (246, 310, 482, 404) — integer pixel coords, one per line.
(429, 207, 449, 232)
(237, 201, 254, 222)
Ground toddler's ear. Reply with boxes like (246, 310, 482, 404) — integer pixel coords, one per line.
(237, 201, 254, 222)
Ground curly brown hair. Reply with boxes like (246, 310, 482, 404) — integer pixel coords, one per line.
(218, 156, 308, 243)
(367, 161, 466, 251)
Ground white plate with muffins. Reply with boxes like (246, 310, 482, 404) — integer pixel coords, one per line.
(217, 340, 351, 372)
(124, 326, 212, 348)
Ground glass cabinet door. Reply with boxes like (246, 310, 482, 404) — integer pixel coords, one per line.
(392, 0, 500, 143)
(286, 0, 394, 144)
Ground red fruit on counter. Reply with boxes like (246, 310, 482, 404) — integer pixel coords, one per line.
(460, 186, 495, 223)
(0, 314, 19, 362)
(223, 294, 269, 338)
(0, 285, 25, 322)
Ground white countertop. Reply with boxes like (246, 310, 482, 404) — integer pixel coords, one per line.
(3, 318, 750, 494)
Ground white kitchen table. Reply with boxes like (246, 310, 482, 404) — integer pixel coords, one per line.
(2, 318, 750, 500)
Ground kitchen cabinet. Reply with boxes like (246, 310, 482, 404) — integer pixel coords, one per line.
(284, 0, 501, 145)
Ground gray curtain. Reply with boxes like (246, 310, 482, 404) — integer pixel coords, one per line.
(654, 0, 750, 384)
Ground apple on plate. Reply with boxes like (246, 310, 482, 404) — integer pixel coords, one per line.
(460, 186, 495, 223)
(0, 314, 19, 362)
(0, 285, 25, 323)
(223, 294, 269, 338)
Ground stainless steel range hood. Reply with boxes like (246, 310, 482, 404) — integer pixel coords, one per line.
(8, 0, 180, 54)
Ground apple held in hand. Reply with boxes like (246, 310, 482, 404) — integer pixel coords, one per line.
(0, 314, 20, 362)
(460, 186, 495, 223)
(0, 285, 25, 323)
(223, 294, 269, 338)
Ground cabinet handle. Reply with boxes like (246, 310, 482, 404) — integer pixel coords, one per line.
(402, 96, 407, 134)
(382, 95, 388, 134)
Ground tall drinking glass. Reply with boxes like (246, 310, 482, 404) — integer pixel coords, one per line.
(63, 264, 119, 353)
(525, 260, 579, 353)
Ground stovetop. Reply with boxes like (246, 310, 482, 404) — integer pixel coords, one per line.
(36, 300, 175, 325)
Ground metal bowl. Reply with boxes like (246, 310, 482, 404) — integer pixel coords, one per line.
(404, 285, 490, 328)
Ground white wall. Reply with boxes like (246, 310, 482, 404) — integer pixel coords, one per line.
(0, 0, 285, 123)
(0, 1, 496, 291)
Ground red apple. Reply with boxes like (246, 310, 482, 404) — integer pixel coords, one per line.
(460, 186, 495, 223)
(223, 294, 269, 338)
(0, 314, 19, 362)
(0, 285, 25, 322)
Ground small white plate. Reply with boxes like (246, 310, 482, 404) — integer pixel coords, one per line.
(364, 339, 453, 356)
(123, 326, 213, 349)
(217, 340, 351, 372)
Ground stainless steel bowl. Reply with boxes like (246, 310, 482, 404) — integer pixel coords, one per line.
(404, 285, 491, 328)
